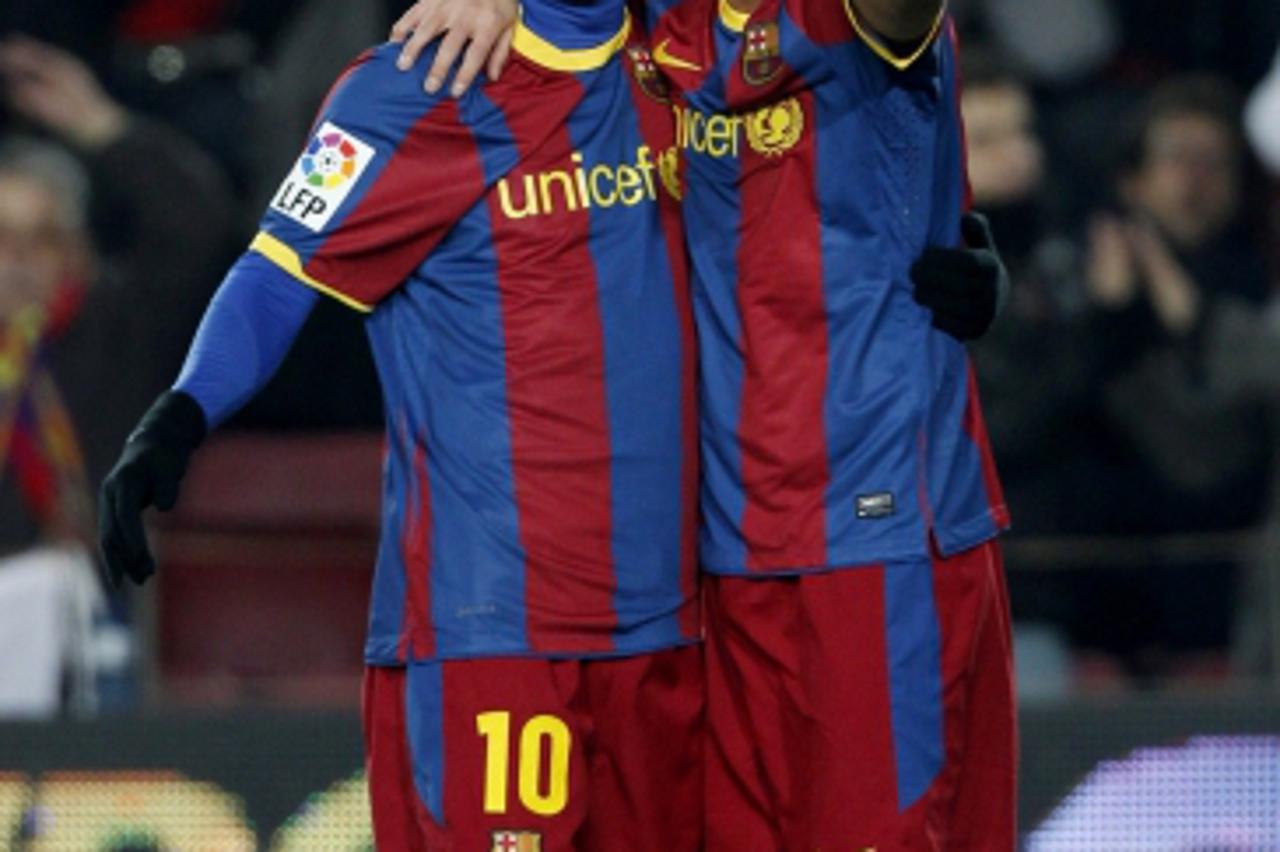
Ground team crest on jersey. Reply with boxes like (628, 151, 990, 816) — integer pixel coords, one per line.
(627, 46, 670, 103)
(742, 21, 783, 85)
(745, 97, 804, 157)
(657, 146, 683, 200)
(491, 830, 542, 852)
(270, 121, 376, 232)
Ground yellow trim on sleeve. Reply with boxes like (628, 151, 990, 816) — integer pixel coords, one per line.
(718, 0, 750, 33)
(843, 0, 945, 71)
(511, 9, 631, 72)
(249, 231, 374, 314)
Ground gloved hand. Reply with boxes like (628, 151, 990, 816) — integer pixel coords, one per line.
(910, 211, 1011, 341)
(98, 390, 206, 587)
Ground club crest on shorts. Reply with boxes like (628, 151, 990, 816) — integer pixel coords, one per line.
(745, 97, 804, 157)
(743, 21, 783, 86)
(628, 46, 670, 102)
(491, 829, 542, 852)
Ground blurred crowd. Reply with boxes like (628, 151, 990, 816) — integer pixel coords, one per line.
(0, 0, 1278, 715)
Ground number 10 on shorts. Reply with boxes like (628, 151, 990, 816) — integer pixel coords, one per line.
(476, 712, 572, 816)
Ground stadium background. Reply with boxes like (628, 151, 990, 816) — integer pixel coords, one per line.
(1, 0, 1280, 848)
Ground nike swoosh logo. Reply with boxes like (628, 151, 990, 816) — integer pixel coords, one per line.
(653, 39, 702, 72)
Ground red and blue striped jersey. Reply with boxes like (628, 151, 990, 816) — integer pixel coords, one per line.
(253, 15, 699, 664)
(653, 0, 1009, 574)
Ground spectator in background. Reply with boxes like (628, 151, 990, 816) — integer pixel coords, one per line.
(1077, 75, 1275, 675)
(1087, 75, 1273, 530)
(961, 52, 1099, 696)
(963, 51, 1098, 536)
(4, 2, 390, 433)
(0, 37, 234, 716)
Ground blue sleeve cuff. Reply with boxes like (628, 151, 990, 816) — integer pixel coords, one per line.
(174, 251, 320, 429)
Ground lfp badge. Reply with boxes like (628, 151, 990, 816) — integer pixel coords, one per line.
(271, 121, 376, 232)
(302, 130, 362, 188)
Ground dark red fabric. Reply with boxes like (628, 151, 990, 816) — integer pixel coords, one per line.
(934, 540, 1018, 850)
(9, 425, 56, 520)
(703, 540, 1016, 851)
(363, 648, 703, 851)
(486, 78, 618, 654)
(363, 667, 445, 851)
(624, 45, 701, 641)
(734, 88, 831, 571)
(118, 0, 227, 40)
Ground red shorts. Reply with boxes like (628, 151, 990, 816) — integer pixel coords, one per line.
(363, 645, 703, 851)
(704, 539, 1016, 851)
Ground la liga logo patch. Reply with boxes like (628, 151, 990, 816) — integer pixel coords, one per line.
(302, 130, 361, 188)
(271, 121, 376, 232)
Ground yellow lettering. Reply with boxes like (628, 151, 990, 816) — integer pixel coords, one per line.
(519, 715, 571, 817)
(616, 166, 645, 206)
(476, 712, 572, 818)
(635, 145, 657, 201)
(476, 711, 511, 814)
(588, 164, 618, 207)
(689, 111, 706, 153)
(571, 151, 591, 209)
(538, 169, 578, 215)
(707, 115, 737, 158)
(497, 175, 539, 219)
(673, 106, 744, 160)
(498, 147, 675, 219)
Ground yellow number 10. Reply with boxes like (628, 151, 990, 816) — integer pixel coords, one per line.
(476, 711, 571, 816)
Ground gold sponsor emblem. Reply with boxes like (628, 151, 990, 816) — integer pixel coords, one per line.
(742, 21, 783, 85)
(658, 146, 683, 200)
(745, 98, 804, 157)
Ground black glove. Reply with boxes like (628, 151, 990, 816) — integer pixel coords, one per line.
(910, 211, 1011, 342)
(98, 390, 207, 588)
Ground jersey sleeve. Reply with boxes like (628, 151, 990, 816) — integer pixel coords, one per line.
(844, 1, 945, 71)
(254, 43, 490, 312)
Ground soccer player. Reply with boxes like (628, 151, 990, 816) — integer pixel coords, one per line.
(394, 0, 1017, 847)
(97, 1, 704, 849)
(655, 1, 1016, 847)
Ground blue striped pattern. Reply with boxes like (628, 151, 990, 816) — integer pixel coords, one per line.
(674, 9, 1006, 574)
(683, 21, 750, 569)
(883, 558, 944, 811)
(567, 70, 691, 653)
(260, 35, 696, 665)
(405, 662, 447, 822)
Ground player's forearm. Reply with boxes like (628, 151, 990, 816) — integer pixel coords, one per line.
(173, 252, 319, 430)
(850, 0, 943, 44)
